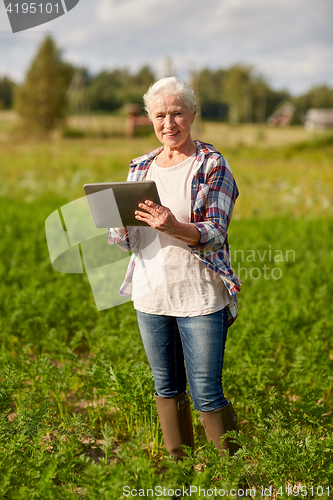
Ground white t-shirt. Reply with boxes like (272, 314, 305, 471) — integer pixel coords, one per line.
(132, 154, 230, 316)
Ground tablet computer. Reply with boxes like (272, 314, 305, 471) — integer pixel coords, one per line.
(84, 181, 161, 228)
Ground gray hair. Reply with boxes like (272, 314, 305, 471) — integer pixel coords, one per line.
(143, 76, 196, 117)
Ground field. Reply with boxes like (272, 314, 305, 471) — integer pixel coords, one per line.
(0, 112, 333, 499)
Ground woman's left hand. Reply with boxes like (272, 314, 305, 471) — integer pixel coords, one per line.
(135, 200, 179, 235)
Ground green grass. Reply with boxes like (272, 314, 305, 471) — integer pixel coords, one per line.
(0, 121, 332, 498)
(1, 117, 332, 218)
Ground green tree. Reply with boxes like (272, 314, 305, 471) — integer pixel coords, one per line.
(88, 66, 155, 113)
(197, 68, 228, 119)
(132, 65, 155, 88)
(221, 65, 253, 123)
(88, 69, 131, 112)
(293, 84, 333, 113)
(197, 64, 289, 122)
(15, 36, 74, 136)
(0, 76, 15, 109)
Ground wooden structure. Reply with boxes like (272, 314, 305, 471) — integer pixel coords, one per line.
(305, 108, 333, 130)
(125, 104, 152, 137)
(267, 103, 295, 126)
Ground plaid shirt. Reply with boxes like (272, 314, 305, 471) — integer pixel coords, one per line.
(107, 140, 242, 326)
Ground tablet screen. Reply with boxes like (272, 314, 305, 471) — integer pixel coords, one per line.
(84, 181, 161, 228)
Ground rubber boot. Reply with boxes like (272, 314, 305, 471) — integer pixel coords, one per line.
(200, 402, 251, 497)
(198, 401, 240, 456)
(154, 392, 194, 458)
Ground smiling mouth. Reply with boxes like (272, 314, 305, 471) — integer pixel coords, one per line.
(164, 131, 179, 137)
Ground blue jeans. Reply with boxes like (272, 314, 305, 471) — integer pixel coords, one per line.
(136, 308, 229, 412)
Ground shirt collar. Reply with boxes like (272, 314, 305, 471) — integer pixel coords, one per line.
(130, 140, 219, 167)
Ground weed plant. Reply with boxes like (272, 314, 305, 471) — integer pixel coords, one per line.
(0, 128, 332, 498)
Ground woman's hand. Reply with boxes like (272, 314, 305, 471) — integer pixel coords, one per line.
(135, 200, 179, 235)
(135, 200, 201, 246)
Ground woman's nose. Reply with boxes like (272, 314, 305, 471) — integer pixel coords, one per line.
(164, 114, 175, 129)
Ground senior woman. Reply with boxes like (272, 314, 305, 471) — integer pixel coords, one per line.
(107, 76, 242, 458)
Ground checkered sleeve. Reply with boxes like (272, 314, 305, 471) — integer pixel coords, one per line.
(191, 156, 239, 252)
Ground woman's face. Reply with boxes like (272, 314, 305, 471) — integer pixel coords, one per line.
(149, 94, 196, 151)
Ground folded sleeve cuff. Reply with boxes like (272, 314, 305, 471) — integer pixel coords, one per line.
(189, 222, 225, 252)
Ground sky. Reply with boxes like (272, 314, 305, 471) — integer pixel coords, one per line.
(1, 0, 332, 96)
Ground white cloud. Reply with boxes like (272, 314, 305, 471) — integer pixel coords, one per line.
(0, 0, 332, 93)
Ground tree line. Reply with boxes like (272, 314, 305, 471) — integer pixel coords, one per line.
(1, 36, 333, 135)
